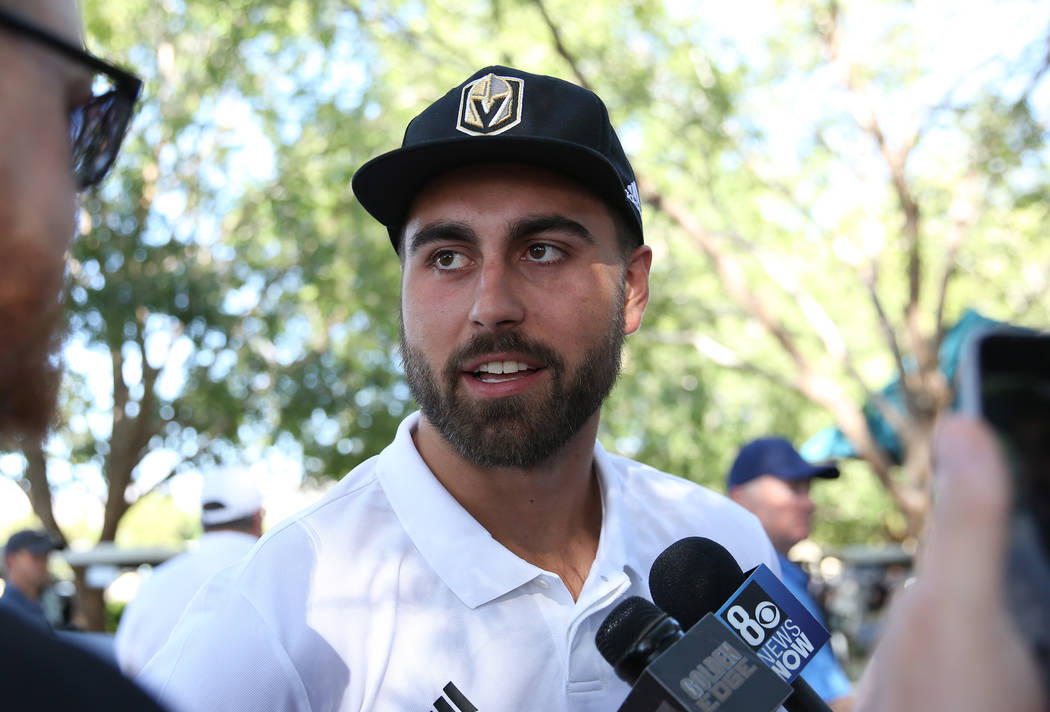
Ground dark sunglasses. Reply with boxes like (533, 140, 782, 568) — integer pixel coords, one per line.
(0, 7, 143, 190)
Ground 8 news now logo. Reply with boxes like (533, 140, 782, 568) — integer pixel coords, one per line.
(715, 566, 829, 683)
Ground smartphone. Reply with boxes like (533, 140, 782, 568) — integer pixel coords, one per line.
(958, 328, 1050, 687)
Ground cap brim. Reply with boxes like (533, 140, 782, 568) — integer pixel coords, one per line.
(352, 136, 635, 249)
(784, 463, 840, 480)
(26, 543, 56, 554)
(14, 541, 57, 554)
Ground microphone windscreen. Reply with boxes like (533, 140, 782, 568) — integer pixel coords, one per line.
(595, 596, 665, 667)
(649, 537, 745, 629)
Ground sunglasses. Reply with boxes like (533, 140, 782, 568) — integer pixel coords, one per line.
(0, 7, 143, 190)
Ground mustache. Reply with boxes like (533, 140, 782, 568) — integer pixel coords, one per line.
(444, 331, 565, 381)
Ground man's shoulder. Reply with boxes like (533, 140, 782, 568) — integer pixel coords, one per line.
(0, 586, 51, 631)
(215, 454, 394, 583)
(603, 449, 743, 510)
(0, 584, 33, 610)
(274, 453, 387, 530)
(600, 448, 778, 572)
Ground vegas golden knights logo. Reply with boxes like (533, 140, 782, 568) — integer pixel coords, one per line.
(456, 73, 523, 136)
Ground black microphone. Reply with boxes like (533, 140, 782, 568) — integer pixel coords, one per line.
(596, 595, 792, 711)
(649, 537, 834, 712)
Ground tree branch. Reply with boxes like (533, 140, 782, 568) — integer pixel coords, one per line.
(648, 331, 800, 393)
(934, 174, 981, 349)
(640, 177, 810, 368)
(1019, 31, 1050, 106)
(530, 0, 590, 90)
(818, 1, 933, 397)
(17, 439, 65, 544)
(659, 326, 901, 499)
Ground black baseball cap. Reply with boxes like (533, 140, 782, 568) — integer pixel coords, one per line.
(4, 529, 59, 555)
(727, 437, 840, 488)
(351, 65, 644, 252)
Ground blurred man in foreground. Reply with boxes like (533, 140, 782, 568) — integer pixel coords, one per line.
(855, 417, 1047, 711)
(727, 436, 854, 711)
(116, 470, 264, 676)
(0, 0, 139, 441)
(0, 2, 162, 709)
(0, 529, 59, 631)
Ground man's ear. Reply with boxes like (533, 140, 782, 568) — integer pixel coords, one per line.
(727, 484, 750, 506)
(623, 245, 652, 335)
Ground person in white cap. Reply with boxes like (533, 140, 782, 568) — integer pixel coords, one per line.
(114, 470, 264, 677)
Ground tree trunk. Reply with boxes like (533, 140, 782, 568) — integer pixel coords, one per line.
(72, 566, 108, 632)
(21, 439, 65, 543)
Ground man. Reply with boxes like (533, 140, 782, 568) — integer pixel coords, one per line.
(727, 436, 854, 711)
(0, 529, 58, 631)
(115, 470, 264, 677)
(0, 3, 165, 710)
(139, 66, 778, 711)
(0, 0, 139, 440)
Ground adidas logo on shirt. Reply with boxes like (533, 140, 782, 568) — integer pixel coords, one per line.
(431, 681, 477, 712)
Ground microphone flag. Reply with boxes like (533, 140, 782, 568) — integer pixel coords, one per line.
(714, 564, 830, 683)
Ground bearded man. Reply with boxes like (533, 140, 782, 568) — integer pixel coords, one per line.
(0, 2, 163, 709)
(139, 66, 778, 712)
(0, 0, 138, 440)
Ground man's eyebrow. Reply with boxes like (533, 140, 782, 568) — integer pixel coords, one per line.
(405, 221, 478, 256)
(509, 215, 595, 244)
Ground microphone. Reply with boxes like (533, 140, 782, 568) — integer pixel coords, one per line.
(595, 595, 792, 711)
(649, 537, 833, 712)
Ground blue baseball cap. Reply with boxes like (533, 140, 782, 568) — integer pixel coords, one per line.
(727, 437, 839, 488)
(4, 529, 59, 555)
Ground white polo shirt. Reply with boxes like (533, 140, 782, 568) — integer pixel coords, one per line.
(139, 412, 777, 712)
(115, 530, 259, 677)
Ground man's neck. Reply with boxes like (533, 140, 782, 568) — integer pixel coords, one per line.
(9, 579, 41, 602)
(412, 413, 604, 601)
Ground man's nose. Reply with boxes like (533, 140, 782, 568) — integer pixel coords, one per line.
(800, 491, 815, 515)
(468, 260, 525, 331)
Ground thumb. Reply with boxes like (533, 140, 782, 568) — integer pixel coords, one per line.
(923, 415, 1011, 598)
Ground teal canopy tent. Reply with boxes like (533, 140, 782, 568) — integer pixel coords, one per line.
(800, 309, 1006, 464)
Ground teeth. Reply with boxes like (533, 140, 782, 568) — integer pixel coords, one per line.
(476, 361, 532, 375)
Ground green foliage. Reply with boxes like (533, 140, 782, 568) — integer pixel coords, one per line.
(114, 494, 200, 548)
(105, 600, 126, 634)
(3, 0, 1044, 552)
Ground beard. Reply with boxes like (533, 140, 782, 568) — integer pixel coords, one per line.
(0, 238, 66, 442)
(400, 288, 626, 469)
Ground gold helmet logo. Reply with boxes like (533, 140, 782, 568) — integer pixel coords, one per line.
(456, 73, 524, 136)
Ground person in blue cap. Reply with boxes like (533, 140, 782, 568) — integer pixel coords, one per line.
(0, 529, 59, 631)
(727, 436, 855, 711)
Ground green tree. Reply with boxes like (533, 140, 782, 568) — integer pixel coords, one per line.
(337, 0, 1050, 541)
(4, 0, 1047, 629)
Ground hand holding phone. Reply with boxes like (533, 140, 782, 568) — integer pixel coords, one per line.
(855, 416, 1047, 712)
(957, 329, 1050, 697)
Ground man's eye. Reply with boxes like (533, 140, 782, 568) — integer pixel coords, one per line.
(525, 244, 563, 263)
(431, 249, 468, 270)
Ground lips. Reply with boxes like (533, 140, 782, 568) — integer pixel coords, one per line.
(471, 359, 538, 383)
(447, 335, 561, 392)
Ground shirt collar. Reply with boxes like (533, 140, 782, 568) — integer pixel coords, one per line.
(375, 412, 540, 608)
(777, 552, 808, 587)
(375, 413, 638, 608)
(589, 440, 643, 584)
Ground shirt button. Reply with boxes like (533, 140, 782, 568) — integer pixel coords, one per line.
(535, 578, 551, 589)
